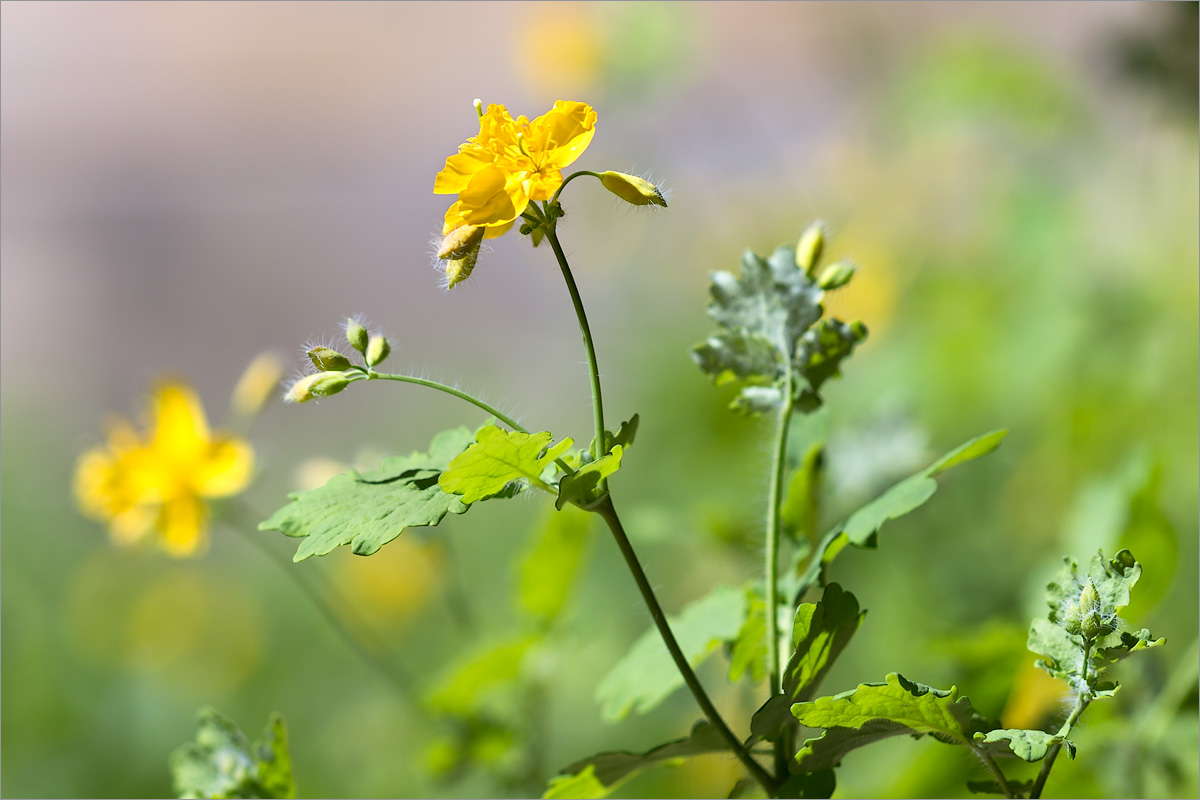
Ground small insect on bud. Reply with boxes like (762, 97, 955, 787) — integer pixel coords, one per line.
(365, 335, 391, 367)
(599, 172, 667, 207)
(345, 318, 369, 354)
(796, 221, 826, 275)
(307, 346, 353, 372)
(437, 225, 485, 260)
(817, 261, 857, 291)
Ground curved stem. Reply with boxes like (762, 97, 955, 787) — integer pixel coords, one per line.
(764, 372, 795, 777)
(596, 496, 777, 796)
(551, 170, 603, 205)
(544, 223, 607, 460)
(219, 501, 426, 713)
(366, 372, 527, 432)
(970, 740, 1016, 799)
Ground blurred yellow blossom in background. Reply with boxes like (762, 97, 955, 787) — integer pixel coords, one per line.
(73, 382, 254, 557)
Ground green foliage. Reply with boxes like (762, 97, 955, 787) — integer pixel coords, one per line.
(595, 585, 746, 721)
(170, 708, 295, 800)
(258, 427, 473, 561)
(751, 583, 865, 743)
(439, 426, 573, 504)
(789, 429, 1009, 597)
(791, 673, 981, 771)
(973, 729, 1064, 762)
(543, 720, 728, 799)
(427, 637, 534, 717)
(519, 506, 592, 624)
(691, 242, 866, 415)
(557, 445, 623, 510)
(727, 587, 769, 684)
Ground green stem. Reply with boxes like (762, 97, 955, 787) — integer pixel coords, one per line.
(544, 222, 607, 460)
(765, 373, 795, 777)
(969, 739, 1016, 799)
(219, 502, 425, 713)
(596, 497, 777, 796)
(365, 370, 575, 476)
(365, 372, 527, 432)
(1030, 642, 1093, 799)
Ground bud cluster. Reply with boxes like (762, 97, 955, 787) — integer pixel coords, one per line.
(284, 318, 393, 403)
(1059, 577, 1120, 642)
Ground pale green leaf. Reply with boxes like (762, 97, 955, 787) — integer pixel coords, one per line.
(439, 426, 572, 504)
(543, 721, 728, 799)
(170, 708, 296, 799)
(691, 241, 866, 415)
(973, 728, 1062, 762)
(596, 586, 746, 721)
(556, 445, 623, 510)
(518, 506, 592, 624)
(792, 673, 976, 770)
(427, 637, 534, 717)
(259, 427, 473, 562)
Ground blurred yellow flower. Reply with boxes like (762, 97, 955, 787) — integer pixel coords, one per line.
(74, 382, 254, 557)
(434, 100, 597, 236)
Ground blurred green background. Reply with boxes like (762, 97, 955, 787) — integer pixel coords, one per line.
(2, 2, 1196, 798)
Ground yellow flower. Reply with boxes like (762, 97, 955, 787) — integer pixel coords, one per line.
(74, 382, 254, 557)
(434, 100, 597, 236)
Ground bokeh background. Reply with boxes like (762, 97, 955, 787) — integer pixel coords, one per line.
(2, 2, 1196, 798)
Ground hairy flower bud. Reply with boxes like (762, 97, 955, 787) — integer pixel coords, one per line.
(345, 318, 369, 354)
(307, 346, 352, 372)
(599, 171, 667, 207)
(817, 261, 857, 291)
(309, 371, 352, 398)
(365, 335, 391, 367)
(796, 221, 826, 275)
(444, 243, 480, 289)
(283, 374, 321, 404)
(437, 225, 485, 260)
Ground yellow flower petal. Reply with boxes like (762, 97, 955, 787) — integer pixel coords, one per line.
(158, 495, 209, 558)
(193, 436, 254, 498)
(149, 383, 211, 462)
(458, 164, 525, 227)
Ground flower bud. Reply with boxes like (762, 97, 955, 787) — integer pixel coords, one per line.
(307, 346, 352, 372)
(796, 221, 826, 274)
(599, 172, 667, 207)
(437, 225, 485, 260)
(310, 371, 353, 398)
(345, 318, 369, 354)
(283, 373, 322, 404)
(817, 261, 857, 291)
(365, 335, 391, 367)
(444, 244, 480, 289)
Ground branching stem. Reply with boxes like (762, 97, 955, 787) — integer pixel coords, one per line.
(1030, 642, 1093, 799)
(765, 371, 795, 776)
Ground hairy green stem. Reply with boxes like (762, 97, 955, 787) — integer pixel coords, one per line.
(366, 372, 526, 432)
(596, 497, 777, 796)
(220, 502, 425, 712)
(1030, 642, 1093, 799)
(544, 223, 607, 460)
(765, 373, 795, 777)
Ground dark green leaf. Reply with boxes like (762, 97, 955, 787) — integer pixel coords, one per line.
(556, 445, 623, 510)
(778, 769, 837, 799)
(170, 708, 296, 799)
(596, 586, 746, 721)
(792, 673, 976, 771)
(259, 427, 473, 561)
(439, 426, 572, 504)
(728, 588, 769, 684)
(543, 720, 729, 799)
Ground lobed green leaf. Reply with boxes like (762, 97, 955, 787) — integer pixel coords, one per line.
(259, 427, 474, 561)
(973, 728, 1063, 761)
(439, 426, 572, 504)
(792, 673, 977, 771)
